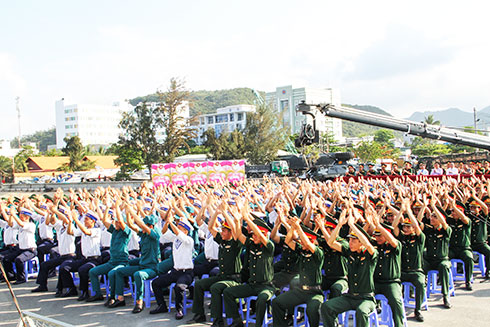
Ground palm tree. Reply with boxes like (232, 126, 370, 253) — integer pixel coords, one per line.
(424, 114, 440, 125)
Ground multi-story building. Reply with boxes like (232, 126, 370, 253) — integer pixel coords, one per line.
(265, 85, 343, 141)
(194, 104, 255, 144)
(55, 99, 132, 149)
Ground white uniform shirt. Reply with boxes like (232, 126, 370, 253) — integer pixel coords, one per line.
(430, 168, 444, 175)
(100, 226, 112, 248)
(166, 231, 194, 270)
(18, 221, 37, 250)
(417, 169, 429, 176)
(51, 220, 75, 256)
(446, 167, 459, 175)
(0, 219, 19, 245)
(128, 230, 140, 251)
(199, 223, 219, 261)
(31, 213, 54, 240)
(74, 227, 101, 258)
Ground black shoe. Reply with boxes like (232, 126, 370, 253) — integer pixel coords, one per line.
(87, 294, 104, 302)
(60, 287, 78, 298)
(229, 318, 244, 327)
(132, 303, 144, 314)
(108, 299, 126, 308)
(77, 292, 89, 301)
(13, 280, 26, 285)
(211, 318, 225, 327)
(188, 313, 206, 323)
(415, 310, 424, 322)
(54, 289, 63, 297)
(466, 282, 473, 291)
(175, 310, 184, 320)
(31, 286, 48, 293)
(104, 298, 115, 307)
(149, 304, 168, 315)
(443, 296, 452, 309)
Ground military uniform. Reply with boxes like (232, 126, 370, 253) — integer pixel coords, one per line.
(374, 240, 404, 327)
(423, 224, 452, 296)
(191, 233, 243, 322)
(447, 217, 473, 285)
(398, 231, 426, 313)
(272, 236, 299, 289)
(469, 212, 490, 275)
(272, 245, 324, 327)
(321, 246, 378, 327)
(223, 238, 275, 327)
(318, 237, 348, 298)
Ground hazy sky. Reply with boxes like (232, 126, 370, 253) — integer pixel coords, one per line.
(1, 0, 490, 140)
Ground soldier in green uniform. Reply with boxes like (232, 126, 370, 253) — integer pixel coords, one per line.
(401, 162, 413, 176)
(315, 213, 348, 299)
(422, 199, 452, 308)
(270, 207, 299, 291)
(189, 203, 243, 327)
(272, 219, 324, 327)
(366, 163, 378, 177)
(372, 217, 404, 327)
(393, 199, 426, 322)
(466, 196, 490, 279)
(446, 198, 473, 290)
(223, 213, 275, 327)
(320, 208, 378, 327)
(346, 165, 357, 177)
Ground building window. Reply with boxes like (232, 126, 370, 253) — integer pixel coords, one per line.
(200, 117, 204, 124)
(237, 113, 243, 121)
(216, 114, 228, 123)
(207, 116, 214, 124)
(229, 113, 234, 122)
(236, 124, 242, 130)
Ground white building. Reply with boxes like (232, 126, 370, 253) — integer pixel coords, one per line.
(55, 100, 132, 149)
(265, 86, 343, 141)
(0, 140, 25, 158)
(195, 104, 255, 144)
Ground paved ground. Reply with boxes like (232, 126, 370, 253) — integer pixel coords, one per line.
(1, 274, 490, 326)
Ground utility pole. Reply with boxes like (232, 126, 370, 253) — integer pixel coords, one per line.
(473, 107, 477, 134)
(16, 96, 21, 148)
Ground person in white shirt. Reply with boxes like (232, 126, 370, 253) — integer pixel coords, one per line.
(150, 211, 195, 320)
(416, 163, 429, 176)
(1, 206, 37, 284)
(58, 209, 101, 300)
(32, 203, 76, 295)
(193, 200, 219, 278)
(0, 203, 20, 281)
(430, 162, 444, 175)
(29, 199, 57, 266)
(446, 162, 459, 176)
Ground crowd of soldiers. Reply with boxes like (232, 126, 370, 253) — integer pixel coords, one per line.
(1, 173, 490, 327)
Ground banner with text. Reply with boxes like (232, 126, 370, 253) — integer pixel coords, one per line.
(151, 160, 246, 187)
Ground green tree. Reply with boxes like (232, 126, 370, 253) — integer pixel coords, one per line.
(11, 127, 56, 152)
(59, 136, 95, 171)
(44, 148, 63, 157)
(374, 129, 395, 145)
(411, 143, 451, 156)
(0, 156, 13, 182)
(243, 104, 287, 164)
(14, 145, 37, 172)
(113, 144, 145, 180)
(156, 78, 198, 162)
(118, 102, 162, 172)
(424, 114, 440, 125)
(354, 141, 399, 162)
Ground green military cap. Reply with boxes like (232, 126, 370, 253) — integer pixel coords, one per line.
(435, 205, 448, 219)
(455, 200, 466, 211)
(347, 222, 372, 242)
(253, 218, 271, 234)
(278, 225, 288, 235)
(250, 211, 267, 220)
(29, 194, 37, 200)
(300, 224, 320, 242)
(373, 222, 394, 235)
(325, 215, 338, 229)
(43, 194, 53, 202)
(143, 214, 158, 226)
(354, 204, 365, 216)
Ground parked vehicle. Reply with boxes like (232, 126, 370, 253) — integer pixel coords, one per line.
(246, 161, 289, 178)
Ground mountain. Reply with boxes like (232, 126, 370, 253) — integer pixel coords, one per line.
(406, 106, 490, 128)
(341, 104, 392, 138)
(130, 88, 259, 116)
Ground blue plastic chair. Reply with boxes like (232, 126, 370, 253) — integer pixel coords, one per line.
(245, 295, 275, 327)
(343, 309, 380, 327)
(168, 281, 194, 315)
(426, 269, 455, 297)
(451, 259, 473, 283)
(293, 303, 308, 327)
(375, 294, 408, 327)
(402, 282, 428, 311)
(473, 251, 486, 277)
